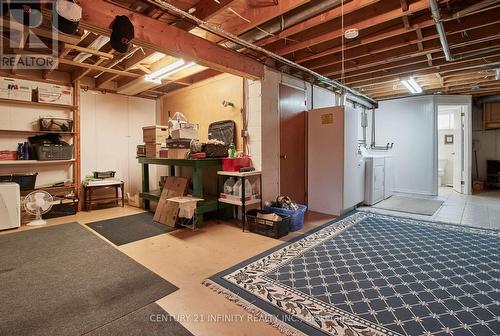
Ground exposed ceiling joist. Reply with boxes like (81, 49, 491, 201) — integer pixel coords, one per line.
(79, 0, 264, 80)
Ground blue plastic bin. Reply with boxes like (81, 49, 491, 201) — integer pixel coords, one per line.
(264, 204, 307, 231)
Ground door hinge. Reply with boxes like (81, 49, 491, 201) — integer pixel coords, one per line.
(461, 180, 465, 185)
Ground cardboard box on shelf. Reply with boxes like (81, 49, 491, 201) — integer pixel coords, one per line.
(0, 77, 32, 101)
(145, 143, 162, 158)
(170, 123, 199, 140)
(168, 148, 190, 159)
(36, 83, 73, 105)
(143, 125, 169, 143)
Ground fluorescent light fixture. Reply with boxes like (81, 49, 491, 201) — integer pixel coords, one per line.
(144, 60, 196, 83)
(401, 77, 423, 94)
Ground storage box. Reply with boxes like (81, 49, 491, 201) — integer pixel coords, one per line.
(137, 144, 146, 157)
(473, 181, 485, 192)
(159, 148, 168, 158)
(32, 144, 73, 161)
(170, 124, 199, 140)
(264, 204, 307, 232)
(168, 148, 190, 159)
(246, 209, 290, 238)
(0, 150, 18, 160)
(42, 197, 79, 219)
(222, 157, 252, 172)
(145, 143, 162, 158)
(36, 84, 73, 105)
(39, 117, 74, 132)
(0, 173, 37, 191)
(0, 77, 32, 101)
(143, 125, 169, 143)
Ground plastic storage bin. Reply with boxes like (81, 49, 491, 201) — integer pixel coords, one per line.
(264, 204, 307, 232)
(246, 209, 290, 238)
(221, 156, 251, 172)
(0, 173, 37, 191)
(32, 144, 73, 161)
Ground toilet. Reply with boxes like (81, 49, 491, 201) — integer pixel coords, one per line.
(438, 159, 448, 187)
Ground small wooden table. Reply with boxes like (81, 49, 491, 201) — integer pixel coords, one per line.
(83, 182, 124, 211)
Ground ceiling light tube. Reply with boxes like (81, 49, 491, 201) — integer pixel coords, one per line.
(407, 77, 423, 93)
(401, 77, 422, 94)
(401, 79, 418, 94)
(144, 60, 196, 82)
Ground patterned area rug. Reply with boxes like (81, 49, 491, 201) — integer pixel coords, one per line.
(205, 212, 500, 336)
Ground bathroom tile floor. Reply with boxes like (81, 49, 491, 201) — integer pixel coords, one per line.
(359, 187, 500, 230)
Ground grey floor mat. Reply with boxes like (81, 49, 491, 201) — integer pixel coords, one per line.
(85, 303, 192, 336)
(87, 212, 175, 246)
(0, 223, 178, 336)
(372, 196, 444, 215)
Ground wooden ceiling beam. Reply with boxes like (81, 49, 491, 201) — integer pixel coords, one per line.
(336, 42, 500, 82)
(274, 0, 429, 56)
(308, 20, 500, 73)
(173, 0, 237, 31)
(320, 29, 500, 77)
(347, 54, 500, 87)
(257, 0, 379, 48)
(295, 3, 500, 69)
(218, 0, 311, 37)
(95, 49, 155, 88)
(59, 58, 142, 78)
(79, 0, 264, 80)
(299, 8, 500, 69)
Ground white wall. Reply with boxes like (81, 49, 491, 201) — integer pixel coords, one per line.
(375, 96, 436, 195)
(375, 95, 472, 195)
(80, 91, 160, 196)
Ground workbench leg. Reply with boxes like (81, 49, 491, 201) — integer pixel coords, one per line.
(192, 167, 203, 198)
(197, 213, 204, 228)
(142, 163, 150, 210)
(242, 177, 246, 232)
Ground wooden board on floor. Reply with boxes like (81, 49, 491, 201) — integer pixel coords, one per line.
(153, 177, 188, 227)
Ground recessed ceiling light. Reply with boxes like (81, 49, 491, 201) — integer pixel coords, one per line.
(344, 28, 359, 39)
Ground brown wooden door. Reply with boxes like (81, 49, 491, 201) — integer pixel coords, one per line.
(279, 84, 306, 204)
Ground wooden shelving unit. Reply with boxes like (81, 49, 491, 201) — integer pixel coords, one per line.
(0, 97, 77, 110)
(0, 129, 75, 135)
(0, 82, 81, 211)
(0, 159, 76, 166)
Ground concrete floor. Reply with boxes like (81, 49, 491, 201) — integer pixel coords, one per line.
(359, 187, 500, 230)
(1, 206, 334, 336)
(4, 188, 497, 335)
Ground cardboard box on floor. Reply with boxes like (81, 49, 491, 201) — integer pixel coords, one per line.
(153, 176, 189, 227)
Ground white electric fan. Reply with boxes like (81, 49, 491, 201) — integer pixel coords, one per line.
(24, 190, 53, 226)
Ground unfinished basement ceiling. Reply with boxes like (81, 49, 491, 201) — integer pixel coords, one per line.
(126, 0, 500, 100)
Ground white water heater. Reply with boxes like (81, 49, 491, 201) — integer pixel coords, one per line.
(0, 183, 21, 230)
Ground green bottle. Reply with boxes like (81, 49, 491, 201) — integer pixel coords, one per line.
(229, 143, 235, 158)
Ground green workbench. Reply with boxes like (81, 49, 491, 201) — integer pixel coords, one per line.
(138, 157, 229, 227)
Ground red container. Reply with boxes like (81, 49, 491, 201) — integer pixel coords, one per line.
(222, 156, 251, 172)
(0, 151, 18, 160)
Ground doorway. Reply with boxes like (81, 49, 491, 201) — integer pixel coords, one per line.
(279, 84, 306, 204)
(437, 105, 465, 194)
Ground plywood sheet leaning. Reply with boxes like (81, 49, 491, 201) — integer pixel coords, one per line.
(153, 176, 189, 227)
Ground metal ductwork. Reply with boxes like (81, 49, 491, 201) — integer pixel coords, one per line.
(147, 0, 378, 108)
(429, 0, 453, 61)
(224, 0, 341, 50)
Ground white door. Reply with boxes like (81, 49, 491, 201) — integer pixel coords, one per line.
(452, 107, 465, 193)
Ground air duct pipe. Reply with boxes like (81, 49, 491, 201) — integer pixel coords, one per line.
(224, 0, 341, 50)
(429, 0, 453, 61)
